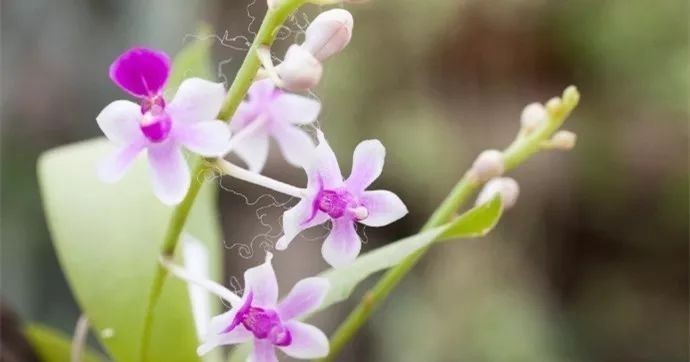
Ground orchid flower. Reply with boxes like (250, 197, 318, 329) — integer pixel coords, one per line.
(163, 251, 329, 362)
(276, 132, 408, 267)
(228, 79, 320, 173)
(97, 47, 231, 205)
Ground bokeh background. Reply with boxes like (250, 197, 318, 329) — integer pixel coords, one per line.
(1, 0, 688, 361)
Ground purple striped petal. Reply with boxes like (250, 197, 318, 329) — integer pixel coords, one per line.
(277, 277, 329, 320)
(279, 321, 329, 359)
(358, 190, 408, 227)
(345, 139, 385, 193)
(321, 218, 361, 267)
(147, 141, 190, 205)
(197, 309, 252, 356)
(109, 47, 170, 98)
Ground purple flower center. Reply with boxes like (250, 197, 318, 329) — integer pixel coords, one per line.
(315, 188, 368, 220)
(139, 96, 172, 143)
(224, 292, 292, 346)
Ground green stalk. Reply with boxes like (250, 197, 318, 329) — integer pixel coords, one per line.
(138, 2, 306, 360)
(321, 86, 580, 361)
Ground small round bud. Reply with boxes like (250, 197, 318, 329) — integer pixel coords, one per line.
(276, 45, 323, 91)
(303, 9, 354, 62)
(475, 177, 520, 210)
(551, 130, 576, 150)
(471, 150, 505, 182)
(520, 102, 547, 132)
(545, 97, 562, 114)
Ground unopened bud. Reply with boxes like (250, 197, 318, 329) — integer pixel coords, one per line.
(303, 9, 354, 62)
(545, 97, 562, 114)
(471, 150, 505, 182)
(520, 102, 547, 132)
(475, 177, 520, 210)
(276, 45, 323, 91)
(550, 130, 576, 150)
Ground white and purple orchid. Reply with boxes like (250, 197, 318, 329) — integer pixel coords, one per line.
(228, 79, 320, 173)
(183, 252, 330, 362)
(276, 132, 408, 267)
(97, 47, 231, 205)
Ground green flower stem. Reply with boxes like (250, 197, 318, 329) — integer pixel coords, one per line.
(138, 2, 306, 360)
(321, 86, 580, 361)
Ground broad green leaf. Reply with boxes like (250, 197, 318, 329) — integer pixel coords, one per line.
(24, 324, 106, 362)
(228, 197, 503, 362)
(166, 24, 214, 94)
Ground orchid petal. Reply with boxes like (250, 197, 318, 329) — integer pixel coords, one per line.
(321, 218, 361, 267)
(147, 141, 190, 205)
(309, 131, 343, 189)
(272, 124, 315, 169)
(182, 236, 212, 341)
(269, 93, 321, 125)
(243, 252, 278, 308)
(277, 278, 329, 320)
(96, 100, 143, 144)
(279, 321, 329, 359)
(167, 78, 225, 123)
(249, 340, 278, 362)
(358, 190, 408, 227)
(197, 309, 252, 356)
(97, 141, 145, 183)
(248, 78, 276, 102)
(175, 120, 231, 157)
(345, 139, 385, 193)
(109, 47, 170, 97)
(232, 131, 269, 173)
(276, 198, 328, 251)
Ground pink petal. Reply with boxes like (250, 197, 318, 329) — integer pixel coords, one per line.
(275, 198, 328, 251)
(277, 278, 329, 320)
(358, 190, 408, 227)
(175, 120, 231, 157)
(269, 93, 321, 125)
(278, 321, 329, 359)
(243, 252, 278, 308)
(96, 100, 144, 144)
(109, 47, 170, 97)
(147, 141, 190, 205)
(97, 141, 146, 183)
(272, 124, 315, 169)
(308, 131, 343, 189)
(248, 79, 277, 102)
(345, 139, 385, 193)
(250, 340, 278, 362)
(232, 132, 269, 173)
(167, 78, 226, 123)
(197, 309, 252, 356)
(321, 218, 361, 267)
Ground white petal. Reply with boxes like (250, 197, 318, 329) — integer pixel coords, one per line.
(243, 252, 278, 308)
(97, 141, 145, 183)
(249, 340, 278, 362)
(278, 278, 329, 320)
(232, 132, 269, 173)
(279, 321, 329, 359)
(276, 198, 328, 251)
(321, 219, 361, 268)
(167, 78, 225, 123)
(272, 124, 315, 169)
(175, 120, 232, 157)
(269, 94, 320, 125)
(308, 131, 343, 189)
(345, 139, 385, 193)
(96, 100, 143, 144)
(358, 190, 408, 227)
(147, 141, 190, 205)
(182, 235, 212, 341)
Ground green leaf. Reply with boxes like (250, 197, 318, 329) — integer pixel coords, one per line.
(24, 324, 106, 362)
(166, 23, 215, 94)
(438, 195, 503, 240)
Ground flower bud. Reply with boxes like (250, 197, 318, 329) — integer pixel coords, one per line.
(276, 45, 323, 91)
(303, 9, 354, 62)
(470, 149, 505, 182)
(520, 102, 546, 132)
(475, 177, 520, 210)
(550, 130, 577, 150)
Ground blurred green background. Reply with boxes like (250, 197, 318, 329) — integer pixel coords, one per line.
(1, 0, 687, 361)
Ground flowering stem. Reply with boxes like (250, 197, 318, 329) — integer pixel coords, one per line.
(215, 159, 306, 198)
(321, 86, 580, 361)
(138, 1, 307, 360)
